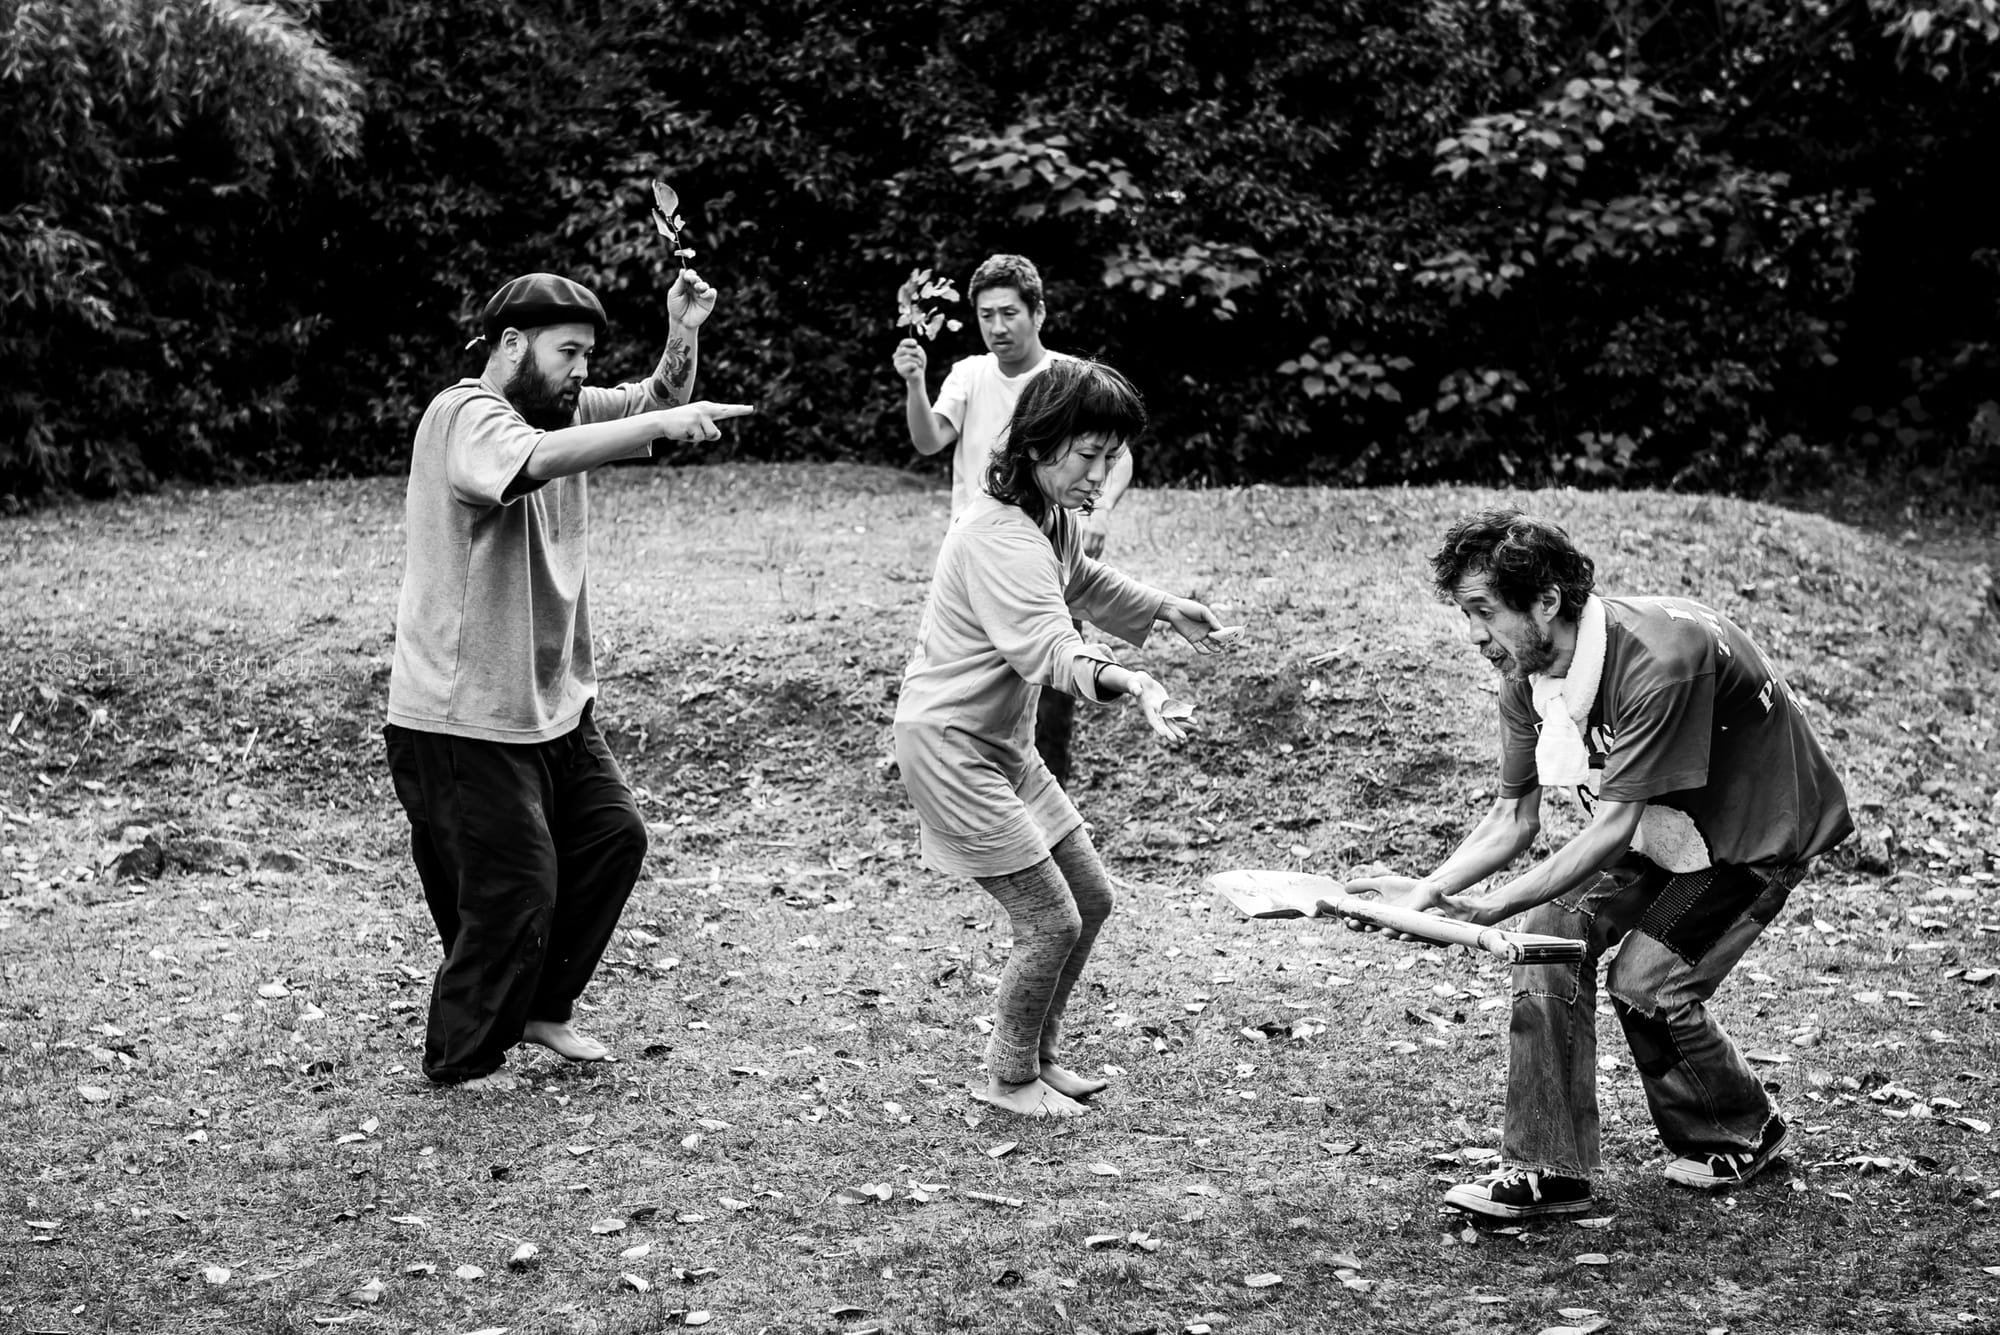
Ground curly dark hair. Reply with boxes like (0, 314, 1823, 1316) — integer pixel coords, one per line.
(967, 253, 1044, 314)
(983, 358, 1146, 529)
(1429, 508, 1596, 620)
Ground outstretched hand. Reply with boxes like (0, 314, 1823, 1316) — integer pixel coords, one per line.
(1159, 597, 1233, 654)
(1127, 671, 1189, 744)
(669, 268, 719, 329)
(656, 400, 754, 442)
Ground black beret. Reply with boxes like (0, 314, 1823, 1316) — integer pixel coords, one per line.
(480, 272, 608, 342)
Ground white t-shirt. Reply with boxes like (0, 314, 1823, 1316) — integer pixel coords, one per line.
(933, 349, 1073, 519)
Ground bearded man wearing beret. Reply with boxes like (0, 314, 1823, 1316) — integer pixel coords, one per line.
(384, 268, 751, 1090)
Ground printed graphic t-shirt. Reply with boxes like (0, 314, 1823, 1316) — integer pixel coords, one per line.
(1496, 596, 1853, 868)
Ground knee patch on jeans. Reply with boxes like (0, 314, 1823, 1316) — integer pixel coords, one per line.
(1637, 866, 1765, 966)
(1615, 999, 1685, 1079)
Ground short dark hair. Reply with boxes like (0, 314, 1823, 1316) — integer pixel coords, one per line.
(968, 253, 1044, 314)
(1430, 508, 1596, 620)
(984, 358, 1146, 528)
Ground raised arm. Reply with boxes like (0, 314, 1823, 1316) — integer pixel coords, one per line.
(647, 269, 717, 406)
(893, 338, 960, 457)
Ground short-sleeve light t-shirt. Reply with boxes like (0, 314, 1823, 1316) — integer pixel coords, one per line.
(1495, 596, 1853, 868)
(386, 377, 664, 744)
(933, 350, 1074, 519)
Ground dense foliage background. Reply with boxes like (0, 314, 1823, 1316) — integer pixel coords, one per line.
(3, 0, 1997, 503)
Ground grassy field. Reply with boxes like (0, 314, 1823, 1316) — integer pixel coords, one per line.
(1, 462, 1996, 1335)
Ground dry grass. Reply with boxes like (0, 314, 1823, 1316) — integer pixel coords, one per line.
(1, 464, 1996, 1335)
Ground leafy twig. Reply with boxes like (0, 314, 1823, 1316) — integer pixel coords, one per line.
(651, 181, 696, 266)
(895, 267, 962, 341)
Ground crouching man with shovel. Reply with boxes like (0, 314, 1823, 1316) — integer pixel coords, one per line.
(1349, 508, 1852, 1218)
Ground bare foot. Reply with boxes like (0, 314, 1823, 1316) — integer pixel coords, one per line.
(453, 1071, 523, 1093)
(1038, 1062, 1109, 1100)
(970, 1078, 1089, 1119)
(522, 1020, 611, 1063)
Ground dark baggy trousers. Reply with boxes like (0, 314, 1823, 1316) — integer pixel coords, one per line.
(383, 704, 648, 1084)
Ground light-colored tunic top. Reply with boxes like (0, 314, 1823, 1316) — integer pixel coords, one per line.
(893, 495, 1168, 877)
(386, 377, 668, 743)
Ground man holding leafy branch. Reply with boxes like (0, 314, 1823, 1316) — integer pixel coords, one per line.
(1350, 509, 1851, 1217)
(892, 253, 1135, 783)
(384, 264, 751, 1091)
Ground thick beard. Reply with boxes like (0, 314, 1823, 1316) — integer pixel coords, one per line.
(504, 352, 578, 431)
(1504, 625, 1559, 681)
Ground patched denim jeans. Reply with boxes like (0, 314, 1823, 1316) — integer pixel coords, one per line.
(1502, 856, 1805, 1178)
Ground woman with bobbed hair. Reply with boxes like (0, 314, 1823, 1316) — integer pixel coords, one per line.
(893, 358, 1238, 1118)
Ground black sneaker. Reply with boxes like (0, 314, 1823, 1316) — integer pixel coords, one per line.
(1444, 1167, 1595, 1219)
(1662, 1114, 1789, 1190)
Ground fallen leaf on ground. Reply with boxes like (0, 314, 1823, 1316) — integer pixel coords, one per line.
(1086, 1161, 1121, 1177)
(682, 1314, 713, 1327)
(454, 1264, 485, 1279)
(622, 1272, 652, 1292)
(507, 1243, 539, 1269)
(1243, 1273, 1283, 1288)
(1539, 1322, 1608, 1335)
(348, 1277, 385, 1305)
(834, 1182, 894, 1205)
(1573, 1216, 1616, 1229)
(202, 1265, 230, 1285)
(590, 1217, 628, 1235)
(1572, 1253, 1611, 1265)
(403, 1263, 436, 1277)
(965, 1190, 1024, 1208)
(78, 1085, 111, 1103)
(986, 1141, 1018, 1158)
(1084, 1233, 1123, 1250)
(620, 1242, 652, 1260)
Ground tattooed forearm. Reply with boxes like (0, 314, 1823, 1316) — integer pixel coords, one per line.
(653, 334, 696, 405)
